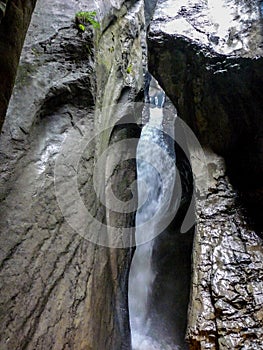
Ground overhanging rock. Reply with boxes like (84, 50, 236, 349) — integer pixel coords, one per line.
(147, 0, 263, 348)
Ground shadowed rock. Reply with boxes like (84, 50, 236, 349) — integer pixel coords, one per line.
(0, 0, 37, 130)
(0, 0, 145, 349)
(147, 0, 263, 348)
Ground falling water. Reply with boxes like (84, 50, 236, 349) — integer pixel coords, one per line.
(128, 77, 179, 349)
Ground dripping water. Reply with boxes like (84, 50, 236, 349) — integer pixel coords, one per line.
(128, 76, 180, 350)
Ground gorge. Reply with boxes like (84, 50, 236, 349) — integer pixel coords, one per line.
(0, 0, 262, 349)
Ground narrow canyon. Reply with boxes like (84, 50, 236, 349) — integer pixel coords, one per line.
(0, 0, 262, 349)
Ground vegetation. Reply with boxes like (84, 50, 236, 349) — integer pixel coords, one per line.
(75, 11, 100, 31)
(126, 64, 133, 74)
(78, 23, 86, 32)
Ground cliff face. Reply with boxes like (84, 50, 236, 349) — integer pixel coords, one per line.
(148, 0, 263, 226)
(148, 0, 263, 348)
(1, 0, 262, 349)
(0, 0, 37, 129)
(0, 0, 7, 22)
(0, 0, 144, 349)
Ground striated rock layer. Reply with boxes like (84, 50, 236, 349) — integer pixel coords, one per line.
(0, 0, 145, 349)
(148, 0, 263, 349)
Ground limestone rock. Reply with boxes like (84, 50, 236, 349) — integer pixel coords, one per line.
(0, 0, 145, 349)
(148, 0, 263, 226)
(0, 0, 37, 129)
(147, 0, 263, 348)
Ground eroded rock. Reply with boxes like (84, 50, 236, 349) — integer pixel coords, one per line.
(147, 0, 263, 348)
(0, 0, 145, 349)
(0, 0, 37, 129)
(148, 0, 263, 227)
(188, 151, 263, 349)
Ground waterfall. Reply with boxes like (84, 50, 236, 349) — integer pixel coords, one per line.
(128, 77, 180, 350)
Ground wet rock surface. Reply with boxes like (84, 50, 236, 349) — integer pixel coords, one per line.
(151, 0, 263, 57)
(0, 0, 145, 349)
(0, 0, 7, 22)
(0, 0, 37, 129)
(1, 0, 262, 348)
(147, 97, 194, 350)
(148, 0, 263, 227)
(147, 0, 263, 348)
(188, 152, 263, 349)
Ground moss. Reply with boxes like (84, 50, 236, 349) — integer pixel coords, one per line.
(126, 64, 132, 74)
(78, 23, 85, 32)
(75, 11, 100, 30)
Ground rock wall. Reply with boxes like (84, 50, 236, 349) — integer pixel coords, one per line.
(94, 0, 145, 346)
(148, 0, 263, 226)
(0, 0, 145, 349)
(0, 0, 7, 22)
(147, 0, 263, 349)
(189, 151, 263, 350)
(0, 0, 37, 129)
(2, 0, 262, 349)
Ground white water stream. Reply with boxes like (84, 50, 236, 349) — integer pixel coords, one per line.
(129, 78, 179, 349)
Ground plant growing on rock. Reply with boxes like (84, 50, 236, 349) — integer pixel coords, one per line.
(75, 11, 100, 31)
(126, 64, 133, 74)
